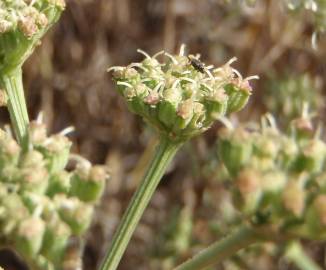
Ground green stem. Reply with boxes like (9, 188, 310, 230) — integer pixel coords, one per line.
(285, 241, 321, 270)
(0, 68, 29, 145)
(100, 136, 182, 270)
(174, 225, 257, 270)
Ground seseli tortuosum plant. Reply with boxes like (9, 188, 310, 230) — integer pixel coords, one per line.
(102, 45, 258, 270)
(176, 114, 326, 270)
(0, 0, 65, 146)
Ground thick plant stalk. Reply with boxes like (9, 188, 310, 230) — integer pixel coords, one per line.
(100, 136, 182, 270)
(0, 68, 29, 145)
(285, 242, 322, 270)
(174, 225, 257, 270)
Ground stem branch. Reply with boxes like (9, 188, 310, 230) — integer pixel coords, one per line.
(100, 136, 182, 270)
(174, 225, 257, 270)
(0, 68, 29, 145)
(285, 241, 321, 270)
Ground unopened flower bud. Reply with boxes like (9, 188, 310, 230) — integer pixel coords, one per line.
(233, 168, 262, 215)
(261, 171, 286, 195)
(15, 217, 45, 257)
(70, 165, 107, 202)
(47, 171, 71, 197)
(56, 195, 94, 235)
(291, 117, 314, 140)
(20, 150, 44, 168)
(282, 181, 305, 217)
(20, 166, 49, 194)
(29, 121, 47, 145)
(0, 136, 20, 167)
(0, 194, 29, 236)
(37, 134, 72, 173)
(294, 139, 326, 173)
(218, 127, 252, 176)
(41, 218, 71, 264)
(224, 79, 252, 113)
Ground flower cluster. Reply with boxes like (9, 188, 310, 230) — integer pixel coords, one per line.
(0, 0, 65, 73)
(218, 115, 326, 240)
(0, 120, 107, 269)
(108, 46, 258, 142)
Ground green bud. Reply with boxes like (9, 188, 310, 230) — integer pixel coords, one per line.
(204, 88, 228, 120)
(218, 127, 253, 176)
(233, 168, 262, 215)
(20, 150, 44, 168)
(29, 121, 47, 145)
(56, 195, 94, 235)
(224, 79, 252, 114)
(0, 193, 29, 236)
(36, 134, 72, 173)
(70, 165, 107, 202)
(279, 137, 299, 169)
(291, 117, 314, 140)
(282, 180, 305, 217)
(260, 171, 287, 196)
(41, 218, 71, 265)
(47, 171, 71, 197)
(15, 217, 45, 257)
(20, 166, 49, 194)
(253, 134, 279, 159)
(294, 139, 326, 173)
(0, 135, 20, 167)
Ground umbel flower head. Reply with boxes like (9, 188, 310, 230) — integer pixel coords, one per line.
(0, 0, 65, 73)
(218, 114, 326, 240)
(0, 118, 108, 269)
(108, 45, 258, 142)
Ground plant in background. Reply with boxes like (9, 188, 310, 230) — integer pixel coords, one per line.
(285, 0, 326, 33)
(103, 45, 258, 270)
(176, 114, 325, 270)
(264, 73, 323, 124)
(150, 206, 193, 270)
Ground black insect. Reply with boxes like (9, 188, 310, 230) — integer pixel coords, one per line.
(188, 56, 205, 73)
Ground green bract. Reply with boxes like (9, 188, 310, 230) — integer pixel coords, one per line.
(0, 120, 108, 270)
(0, 0, 65, 73)
(108, 46, 258, 142)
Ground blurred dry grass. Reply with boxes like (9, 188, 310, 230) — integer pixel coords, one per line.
(1, 0, 326, 269)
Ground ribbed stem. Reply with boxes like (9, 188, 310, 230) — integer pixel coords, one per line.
(100, 137, 182, 270)
(174, 225, 257, 270)
(285, 241, 322, 270)
(0, 68, 29, 145)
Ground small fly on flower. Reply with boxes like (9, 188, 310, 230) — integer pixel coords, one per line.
(188, 55, 205, 73)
